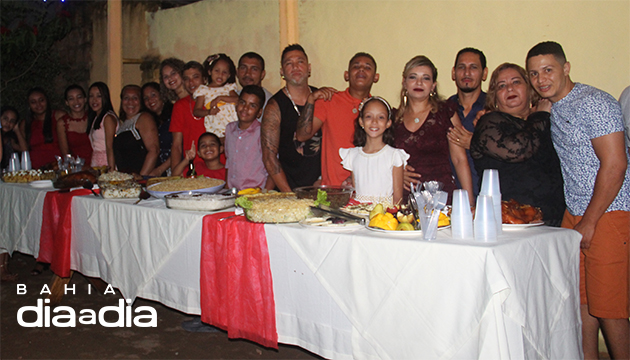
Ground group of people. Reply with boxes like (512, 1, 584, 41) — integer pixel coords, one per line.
(1, 41, 629, 358)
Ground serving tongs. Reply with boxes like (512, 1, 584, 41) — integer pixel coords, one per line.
(311, 205, 366, 225)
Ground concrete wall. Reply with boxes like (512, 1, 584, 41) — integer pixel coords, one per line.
(134, 0, 629, 103)
(146, 0, 281, 90)
(91, 2, 152, 108)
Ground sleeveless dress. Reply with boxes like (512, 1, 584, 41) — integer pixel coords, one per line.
(60, 113, 92, 165)
(271, 87, 322, 190)
(29, 114, 61, 170)
(113, 113, 146, 174)
(393, 101, 459, 203)
(89, 110, 118, 167)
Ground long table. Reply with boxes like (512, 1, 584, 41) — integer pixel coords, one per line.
(0, 182, 583, 359)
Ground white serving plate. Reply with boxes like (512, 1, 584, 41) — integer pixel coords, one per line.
(502, 222, 544, 230)
(30, 180, 53, 188)
(299, 217, 363, 232)
(164, 192, 235, 211)
(147, 180, 225, 199)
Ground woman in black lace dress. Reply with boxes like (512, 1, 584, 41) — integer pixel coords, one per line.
(470, 63, 565, 226)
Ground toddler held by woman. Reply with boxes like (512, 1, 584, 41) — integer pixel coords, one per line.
(339, 97, 408, 205)
(193, 54, 239, 139)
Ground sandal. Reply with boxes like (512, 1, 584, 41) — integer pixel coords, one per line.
(31, 262, 49, 276)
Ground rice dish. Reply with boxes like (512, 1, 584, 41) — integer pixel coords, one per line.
(100, 180, 141, 199)
(98, 171, 133, 182)
(150, 177, 224, 192)
(242, 193, 314, 223)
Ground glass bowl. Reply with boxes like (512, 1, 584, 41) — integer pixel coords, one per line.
(294, 185, 354, 209)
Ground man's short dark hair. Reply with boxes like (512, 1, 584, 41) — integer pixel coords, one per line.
(240, 85, 266, 107)
(454, 47, 486, 69)
(526, 41, 567, 64)
(348, 52, 377, 71)
(239, 52, 265, 71)
(281, 44, 307, 63)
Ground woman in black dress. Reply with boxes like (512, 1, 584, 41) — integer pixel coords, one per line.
(113, 85, 159, 176)
(470, 63, 565, 226)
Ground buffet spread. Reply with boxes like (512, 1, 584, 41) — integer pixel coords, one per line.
(0, 168, 583, 360)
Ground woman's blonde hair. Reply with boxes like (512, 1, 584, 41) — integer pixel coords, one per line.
(395, 55, 442, 122)
(484, 63, 540, 112)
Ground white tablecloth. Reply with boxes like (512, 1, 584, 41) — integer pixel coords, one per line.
(0, 182, 583, 359)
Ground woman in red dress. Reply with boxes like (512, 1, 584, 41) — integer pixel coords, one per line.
(57, 84, 93, 165)
(20, 87, 65, 170)
(393, 56, 474, 205)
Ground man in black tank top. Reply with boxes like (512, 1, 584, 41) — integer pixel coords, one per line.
(261, 44, 321, 191)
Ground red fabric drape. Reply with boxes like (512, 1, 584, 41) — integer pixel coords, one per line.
(38, 189, 94, 277)
(200, 212, 278, 349)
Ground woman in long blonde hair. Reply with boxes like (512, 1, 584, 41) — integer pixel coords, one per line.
(393, 55, 473, 204)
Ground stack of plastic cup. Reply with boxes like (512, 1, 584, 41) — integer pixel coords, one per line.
(8, 153, 20, 172)
(479, 169, 502, 235)
(451, 189, 474, 239)
(20, 151, 31, 171)
(474, 195, 498, 242)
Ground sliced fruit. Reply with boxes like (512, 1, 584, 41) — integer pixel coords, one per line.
(238, 187, 261, 195)
(438, 212, 451, 227)
(396, 222, 415, 231)
(369, 203, 385, 219)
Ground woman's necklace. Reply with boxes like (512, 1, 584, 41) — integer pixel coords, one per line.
(409, 106, 430, 124)
(285, 86, 311, 116)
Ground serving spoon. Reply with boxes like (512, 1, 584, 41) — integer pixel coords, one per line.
(134, 190, 151, 205)
(83, 180, 99, 196)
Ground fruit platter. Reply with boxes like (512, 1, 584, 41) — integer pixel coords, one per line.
(367, 203, 450, 232)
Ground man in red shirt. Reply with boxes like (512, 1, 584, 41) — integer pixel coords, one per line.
(295, 53, 379, 186)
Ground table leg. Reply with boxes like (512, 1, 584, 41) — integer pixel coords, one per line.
(46, 271, 74, 306)
(86, 276, 109, 294)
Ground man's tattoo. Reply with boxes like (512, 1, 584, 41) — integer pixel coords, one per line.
(296, 102, 315, 137)
(261, 101, 283, 175)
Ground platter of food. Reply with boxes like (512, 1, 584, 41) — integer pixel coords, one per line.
(3, 169, 55, 183)
(95, 171, 141, 199)
(147, 177, 225, 199)
(501, 199, 544, 229)
(165, 192, 235, 211)
(340, 202, 374, 217)
(236, 192, 314, 223)
(299, 216, 363, 231)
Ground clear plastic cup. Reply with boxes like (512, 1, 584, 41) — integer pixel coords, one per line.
(480, 169, 500, 195)
(480, 169, 502, 235)
(20, 151, 31, 171)
(451, 189, 473, 239)
(8, 153, 20, 172)
(474, 195, 498, 242)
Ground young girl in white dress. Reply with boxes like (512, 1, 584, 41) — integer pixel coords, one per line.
(339, 97, 409, 205)
(193, 54, 239, 139)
